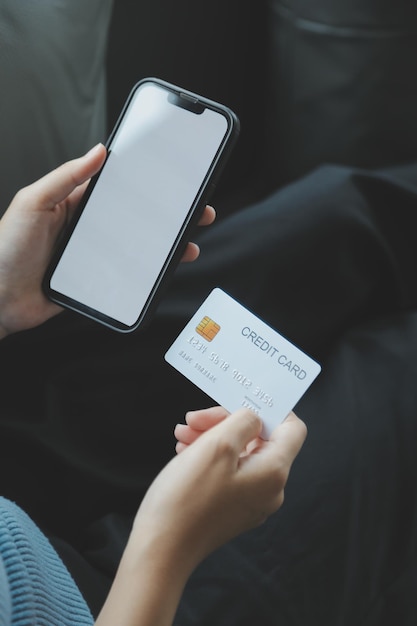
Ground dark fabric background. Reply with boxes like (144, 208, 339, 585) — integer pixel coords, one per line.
(265, 1, 417, 190)
(106, 1, 417, 210)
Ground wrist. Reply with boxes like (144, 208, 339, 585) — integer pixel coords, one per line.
(96, 530, 192, 626)
(126, 523, 195, 585)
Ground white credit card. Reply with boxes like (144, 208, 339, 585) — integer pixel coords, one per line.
(164, 288, 321, 439)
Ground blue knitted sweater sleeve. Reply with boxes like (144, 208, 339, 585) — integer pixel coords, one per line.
(0, 496, 94, 625)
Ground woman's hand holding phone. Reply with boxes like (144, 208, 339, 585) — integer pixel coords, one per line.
(0, 144, 215, 340)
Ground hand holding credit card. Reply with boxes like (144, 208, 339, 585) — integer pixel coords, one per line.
(165, 288, 321, 439)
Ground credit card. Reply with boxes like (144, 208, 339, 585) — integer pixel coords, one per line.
(164, 288, 321, 439)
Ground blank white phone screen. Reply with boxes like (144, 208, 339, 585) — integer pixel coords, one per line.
(50, 82, 228, 326)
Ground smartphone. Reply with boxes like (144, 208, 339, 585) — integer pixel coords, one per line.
(43, 77, 239, 332)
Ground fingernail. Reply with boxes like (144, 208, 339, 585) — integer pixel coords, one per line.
(84, 143, 104, 158)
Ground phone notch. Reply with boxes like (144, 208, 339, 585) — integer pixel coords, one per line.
(167, 91, 205, 115)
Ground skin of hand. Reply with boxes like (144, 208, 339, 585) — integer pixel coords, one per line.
(96, 408, 306, 626)
(174, 405, 236, 453)
(136, 407, 307, 565)
(0, 143, 215, 340)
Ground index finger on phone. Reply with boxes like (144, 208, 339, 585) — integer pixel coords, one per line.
(197, 205, 216, 226)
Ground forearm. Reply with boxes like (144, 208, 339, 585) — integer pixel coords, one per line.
(95, 531, 193, 626)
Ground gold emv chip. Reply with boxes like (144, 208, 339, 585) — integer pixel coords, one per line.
(196, 316, 220, 342)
